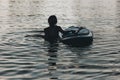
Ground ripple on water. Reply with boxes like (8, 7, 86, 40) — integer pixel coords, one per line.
(1, 0, 120, 79)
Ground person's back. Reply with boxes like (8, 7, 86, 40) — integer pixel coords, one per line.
(44, 26, 62, 42)
(44, 15, 64, 43)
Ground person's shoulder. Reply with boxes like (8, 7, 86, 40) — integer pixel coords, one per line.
(56, 26, 61, 27)
(56, 26, 62, 29)
(44, 27, 49, 31)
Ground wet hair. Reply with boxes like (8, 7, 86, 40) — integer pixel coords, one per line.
(48, 15, 57, 26)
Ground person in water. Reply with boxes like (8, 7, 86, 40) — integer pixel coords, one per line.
(44, 15, 65, 43)
(25, 15, 65, 43)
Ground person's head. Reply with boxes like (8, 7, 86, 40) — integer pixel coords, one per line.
(48, 15, 57, 26)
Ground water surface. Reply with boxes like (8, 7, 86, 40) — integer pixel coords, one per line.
(0, 0, 120, 80)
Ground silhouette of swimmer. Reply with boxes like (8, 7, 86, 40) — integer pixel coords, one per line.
(25, 15, 69, 43)
(44, 15, 65, 43)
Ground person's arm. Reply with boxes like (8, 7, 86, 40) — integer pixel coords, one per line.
(58, 26, 71, 34)
(58, 26, 64, 34)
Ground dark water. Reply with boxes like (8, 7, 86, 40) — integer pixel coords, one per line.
(0, 0, 120, 80)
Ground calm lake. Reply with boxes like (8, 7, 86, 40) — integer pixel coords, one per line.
(0, 0, 120, 80)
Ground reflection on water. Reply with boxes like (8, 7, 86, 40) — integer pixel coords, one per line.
(0, 0, 120, 80)
(47, 43, 59, 79)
